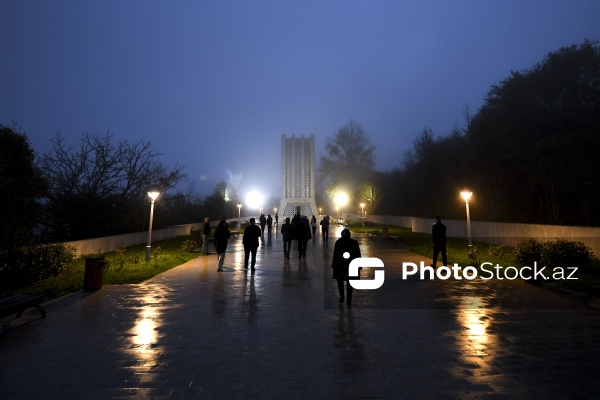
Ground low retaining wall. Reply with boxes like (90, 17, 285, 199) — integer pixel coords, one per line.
(353, 214, 600, 255)
(64, 224, 200, 257)
(63, 215, 600, 257)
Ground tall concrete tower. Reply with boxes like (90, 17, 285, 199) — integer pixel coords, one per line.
(279, 134, 318, 217)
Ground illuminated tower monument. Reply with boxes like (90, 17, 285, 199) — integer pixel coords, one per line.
(279, 134, 318, 217)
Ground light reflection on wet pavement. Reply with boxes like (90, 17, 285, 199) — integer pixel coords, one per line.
(1, 225, 599, 399)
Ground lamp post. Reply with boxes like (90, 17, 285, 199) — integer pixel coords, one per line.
(259, 205, 262, 216)
(460, 191, 473, 247)
(319, 207, 322, 216)
(237, 202, 242, 228)
(145, 191, 160, 261)
(334, 192, 348, 224)
(360, 203, 365, 227)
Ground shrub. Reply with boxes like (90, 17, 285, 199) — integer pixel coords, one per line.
(152, 244, 162, 260)
(114, 246, 126, 269)
(541, 239, 593, 272)
(181, 239, 197, 253)
(513, 238, 594, 273)
(0, 243, 76, 291)
(487, 244, 507, 259)
(512, 238, 544, 264)
(467, 246, 480, 265)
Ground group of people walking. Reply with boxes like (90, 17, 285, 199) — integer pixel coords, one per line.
(201, 214, 449, 306)
(200, 213, 362, 305)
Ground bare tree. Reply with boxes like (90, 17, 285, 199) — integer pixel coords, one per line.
(38, 132, 186, 240)
(40, 132, 185, 200)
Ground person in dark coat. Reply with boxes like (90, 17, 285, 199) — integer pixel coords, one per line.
(331, 228, 361, 305)
(281, 217, 294, 259)
(320, 215, 330, 243)
(243, 218, 262, 271)
(213, 219, 231, 271)
(259, 214, 267, 236)
(201, 217, 211, 255)
(310, 215, 317, 239)
(432, 215, 448, 267)
(295, 216, 310, 259)
(266, 214, 273, 236)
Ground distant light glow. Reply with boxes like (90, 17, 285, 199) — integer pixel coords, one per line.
(246, 191, 263, 209)
(334, 192, 349, 207)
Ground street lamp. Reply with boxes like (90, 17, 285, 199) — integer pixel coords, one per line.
(460, 190, 473, 247)
(237, 202, 242, 228)
(259, 205, 262, 216)
(145, 191, 160, 261)
(334, 192, 348, 223)
(319, 207, 322, 216)
(360, 203, 365, 227)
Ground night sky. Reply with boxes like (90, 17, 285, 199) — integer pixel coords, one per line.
(2, 1, 600, 202)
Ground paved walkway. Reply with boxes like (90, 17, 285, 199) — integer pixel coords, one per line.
(1, 226, 600, 399)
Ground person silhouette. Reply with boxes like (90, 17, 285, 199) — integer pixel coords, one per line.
(320, 215, 330, 243)
(201, 217, 211, 255)
(259, 214, 266, 236)
(281, 217, 293, 259)
(213, 219, 231, 271)
(243, 218, 262, 271)
(295, 216, 309, 258)
(331, 229, 361, 305)
(266, 214, 273, 236)
(432, 215, 448, 267)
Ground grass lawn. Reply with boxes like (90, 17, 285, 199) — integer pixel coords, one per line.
(1, 234, 204, 301)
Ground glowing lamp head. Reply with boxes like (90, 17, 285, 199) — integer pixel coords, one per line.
(460, 191, 473, 202)
(148, 191, 160, 201)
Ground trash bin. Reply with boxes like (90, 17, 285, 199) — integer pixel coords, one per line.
(382, 227, 389, 239)
(521, 251, 540, 282)
(84, 257, 105, 290)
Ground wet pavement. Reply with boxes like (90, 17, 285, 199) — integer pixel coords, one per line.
(1, 225, 600, 399)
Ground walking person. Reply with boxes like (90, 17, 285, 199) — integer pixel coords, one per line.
(281, 217, 294, 259)
(213, 219, 231, 271)
(295, 216, 309, 258)
(331, 229, 361, 305)
(274, 212, 278, 227)
(266, 214, 273, 236)
(243, 218, 262, 271)
(310, 215, 317, 239)
(201, 217, 211, 255)
(259, 214, 267, 236)
(432, 215, 448, 267)
(320, 215, 330, 243)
